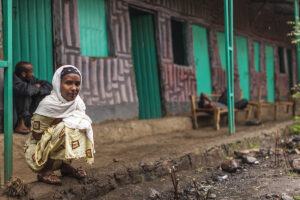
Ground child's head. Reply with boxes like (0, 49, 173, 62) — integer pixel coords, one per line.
(60, 67, 81, 101)
(15, 61, 34, 81)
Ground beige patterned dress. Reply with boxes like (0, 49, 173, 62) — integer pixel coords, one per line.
(24, 114, 94, 172)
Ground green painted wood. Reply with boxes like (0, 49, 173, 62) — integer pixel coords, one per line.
(12, 0, 53, 82)
(130, 10, 162, 119)
(217, 32, 226, 69)
(0, 61, 8, 67)
(287, 49, 294, 89)
(295, 0, 300, 83)
(266, 45, 275, 103)
(192, 25, 212, 95)
(78, 0, 108, 57)
(254, 41, 260, 72)
(3, 0, 14, 184)
(224, 0, 235, 135)
(235, 36, 250, 100)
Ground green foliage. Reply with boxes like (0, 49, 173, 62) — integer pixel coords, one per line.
(195, 168, 205, 174)
(247, 140, 261, 149)
(289, 84, 300, 134)
(287, 20, 300, 44)
(286, 171, 297, 177)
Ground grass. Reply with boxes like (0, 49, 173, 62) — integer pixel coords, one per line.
(195, 168, 205, 174)
(286, 171, 298, 177)
(246, 139, 261, 149)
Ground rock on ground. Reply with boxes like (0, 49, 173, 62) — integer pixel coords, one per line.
(221, 160, 238, 173)
(292, 158, 300, 172)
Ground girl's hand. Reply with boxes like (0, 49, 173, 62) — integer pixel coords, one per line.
(51, 118, 63, 126)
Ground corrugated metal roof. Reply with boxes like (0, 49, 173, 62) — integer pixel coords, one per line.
(251, 0, 297, 15)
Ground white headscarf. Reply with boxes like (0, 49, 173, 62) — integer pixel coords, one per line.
(34, 65, 94, 147)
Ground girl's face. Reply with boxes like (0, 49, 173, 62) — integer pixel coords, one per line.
(60, 73, 81, 101)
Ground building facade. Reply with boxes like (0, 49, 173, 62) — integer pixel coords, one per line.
(0, 0, 298, 123)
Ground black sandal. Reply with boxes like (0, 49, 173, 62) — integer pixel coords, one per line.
(37, 173, 62, 186)
(61, 166, 87, 179)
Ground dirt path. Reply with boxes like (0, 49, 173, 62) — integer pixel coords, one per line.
(0, 108, 295, 199)
(101, 156, 300, 200)
(0, 119, 289, 184)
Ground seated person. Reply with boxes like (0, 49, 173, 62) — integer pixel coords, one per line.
(199, 92, 227, 110)
(218, 89, 249, 109)
(24, 65, 94, 185)
(13, 61, 52, 134)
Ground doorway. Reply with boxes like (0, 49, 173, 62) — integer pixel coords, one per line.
(192, 25, 212, 95)
(130, 8, 162, 119)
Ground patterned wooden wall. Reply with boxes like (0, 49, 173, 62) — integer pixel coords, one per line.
(0, 0, 292, 124)
(156, 12, 197, 106)
(248, 40, 296, 100)
(51, 0, 297, 120)
(53, 0, 138, 108)
(54, 0, 199, 117)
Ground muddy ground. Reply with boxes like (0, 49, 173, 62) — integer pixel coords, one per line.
(101, 142, 300, 200)
(0, 106, 297, 199)
(0, 112, 286, 184)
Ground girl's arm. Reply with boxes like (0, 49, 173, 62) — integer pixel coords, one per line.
(32, 118, 63, 140)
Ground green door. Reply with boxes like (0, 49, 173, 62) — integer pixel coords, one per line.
(192, 25, 211, 95)
(287, 49, 294, 89)
(235, 36, 250, 100)
(266, 45, 275, 103)
(217, 32, 226, 69)
(130, 9, 162, 119)
(13, 0, 54, 82)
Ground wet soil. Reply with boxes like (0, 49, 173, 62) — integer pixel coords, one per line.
(101, 146, 300, 200)
(1, 117, 288, 184)
(0, 107, 295, 199)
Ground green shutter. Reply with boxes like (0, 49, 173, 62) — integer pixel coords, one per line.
(130, 10, 162, 119)
(78, 0, 108, 57)
(254, 41, 260, 72)
(217, 32, 226, 69)
(287, 49, 294, 89)
(192, 25, 212, 95)
(236, 36, 250, 100)
(266, 45, 275, 103)
(13, 0, 53, 82)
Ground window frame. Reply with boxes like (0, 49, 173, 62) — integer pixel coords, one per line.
(278, 46, 287, 74)
(77, 0, 115, 58)
(170, 18, 190, 66)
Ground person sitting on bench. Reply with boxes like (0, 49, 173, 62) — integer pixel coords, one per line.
(198, 92, 227, 110)
(13, 61, 52, 134)
(218, 89, 249, 109)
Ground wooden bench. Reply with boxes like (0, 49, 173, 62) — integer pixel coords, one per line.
(190, 92, 252, 130)
(249, 88, 278, 121)
(277, 89, 295, 117)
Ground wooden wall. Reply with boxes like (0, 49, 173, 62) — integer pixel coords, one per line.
(53, 0, 138, 106)
(52, 0, 297, 120)
(0, 0, 295, 124)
